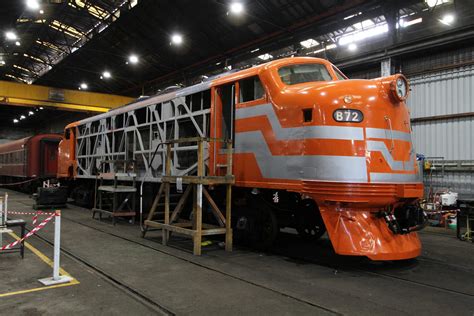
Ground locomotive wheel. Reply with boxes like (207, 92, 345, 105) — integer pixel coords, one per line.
(253, 203, 279, 249)
(296, 199, 326, 241)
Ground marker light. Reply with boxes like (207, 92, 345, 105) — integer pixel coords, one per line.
(391, 75, 409, 101)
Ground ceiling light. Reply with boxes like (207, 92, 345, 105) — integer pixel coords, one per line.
(26, 0, 40, 10)
(80, 82, 88, 90)
(300, 39, 319, 48)
(128, 54, 139, 64)
(258, 53, 273, 61)
(425, 0, 438, 7)
(171, 34, 183, 45)
(39, 9, 44, 14)
(28, 111, 34, 116)
(39, 107, 44, 110)
(0, 61, 5, 66)
(15, 41, 21, 46)
(102, 71, 111, 79)
(5, 31, 17, 41)
(339, 23, 388, 46)
(229, 2, 244, 15)
(20, 115, 26, 120)
(348, 43, 358, 51)
(13, 119, 19, 123)
(440, 14, 454, 25)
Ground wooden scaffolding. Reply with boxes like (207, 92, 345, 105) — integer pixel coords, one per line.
(142, 137, 234, 255)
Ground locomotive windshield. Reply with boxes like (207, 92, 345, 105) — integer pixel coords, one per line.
(278, 63, 332, 85)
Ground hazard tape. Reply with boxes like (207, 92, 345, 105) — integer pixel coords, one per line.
(0, 213, 56, 251)
(5, 211, 56, 225)
(7, 211, 55, 216)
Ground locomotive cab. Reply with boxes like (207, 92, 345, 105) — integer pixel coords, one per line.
(217, 57, 425, 260)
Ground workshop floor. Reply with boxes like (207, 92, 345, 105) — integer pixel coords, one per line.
(0, 189, 473, 315)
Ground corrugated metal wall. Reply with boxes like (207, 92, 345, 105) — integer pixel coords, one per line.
(407, 65, 474, 160)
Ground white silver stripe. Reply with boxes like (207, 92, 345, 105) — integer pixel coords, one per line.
(367, 141, 415, 171)
(235, 103, 364, 141)
(235, 131, 368, 181)
(370, 172, 422, 183)
(366, 127, 412, 142)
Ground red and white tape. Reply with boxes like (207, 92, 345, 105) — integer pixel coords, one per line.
(7, 211, 55, 216)
(6, 211, 55, 225)
(1, 213, 56, 251)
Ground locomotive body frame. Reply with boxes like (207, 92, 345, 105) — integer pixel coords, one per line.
(58, 57, 425, 260)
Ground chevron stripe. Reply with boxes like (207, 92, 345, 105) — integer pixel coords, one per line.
(235, 131, 368, 182)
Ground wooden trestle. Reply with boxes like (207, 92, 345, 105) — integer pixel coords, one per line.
(142, 137, 234, 255)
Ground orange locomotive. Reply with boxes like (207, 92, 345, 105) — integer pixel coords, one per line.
(58, 57, 425, 260)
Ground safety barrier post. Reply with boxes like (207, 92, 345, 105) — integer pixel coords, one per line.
(39, 210, 72, 285)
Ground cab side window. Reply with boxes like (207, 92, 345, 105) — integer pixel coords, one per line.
(239, 76, 264, 103)
(65, 128, 70, 140)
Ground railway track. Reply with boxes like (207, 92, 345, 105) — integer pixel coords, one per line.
(24, 212, 474, 316)
(30, 215, 343, 316)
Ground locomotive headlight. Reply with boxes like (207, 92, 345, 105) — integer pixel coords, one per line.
(391, 75, 409, 101)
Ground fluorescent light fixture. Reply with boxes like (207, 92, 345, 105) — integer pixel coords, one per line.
(229, 2, 244, 14)
(102, 71, 111, 79)
(300, 39, 319, 48)
(26, 0, 40, 10)
(258, 53, 273, 61)
(339, 23, 388, 45)
(13, 119, 19, 123)
(171, 34, 183, 45)
(5, 31, 17, 41)
(128, 54, 139, 64)
(80, 82, 88, 89)
(353, 19, 375, 30)
(15, 41, 21, 46)
(403, 17, 423, 27)
(20, 115, 26, 120)
(440, 14, 454, 25)
(250, 48, 260, 53)
(28, 111, 34, 116)
(306, 43, 337, 55)
(348, 43, 358, 51)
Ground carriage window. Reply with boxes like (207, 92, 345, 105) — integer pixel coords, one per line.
(239, 76, 264, 103)
(278, 64, 332, 85)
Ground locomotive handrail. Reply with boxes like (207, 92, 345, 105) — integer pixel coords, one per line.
(384, 115, 395, 153)
(162, 136, 231, 145)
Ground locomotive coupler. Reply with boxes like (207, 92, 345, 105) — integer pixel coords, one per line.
(379, 205, 428, 235)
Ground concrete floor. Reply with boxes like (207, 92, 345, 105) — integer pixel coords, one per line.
(1, 188, 473, 315)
